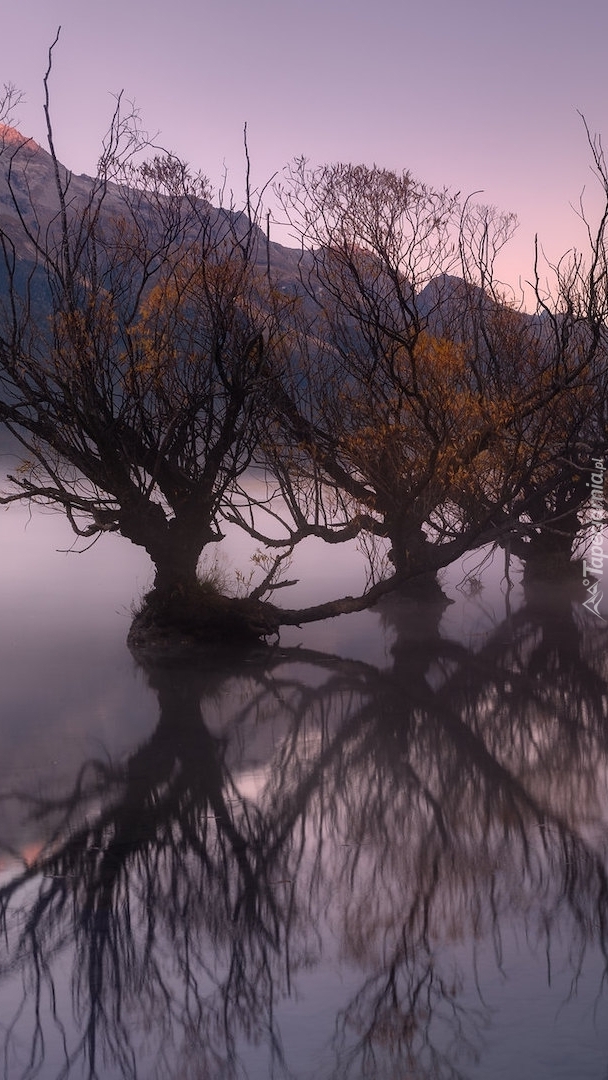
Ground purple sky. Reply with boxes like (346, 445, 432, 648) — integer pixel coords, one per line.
(3, 0, 607, 301)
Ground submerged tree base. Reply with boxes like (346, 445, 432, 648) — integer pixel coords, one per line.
(522, 552, 583, 585)
(393, 571, 453, 605)
(128, 586, 281, 659)
(127, 569, 456, 659)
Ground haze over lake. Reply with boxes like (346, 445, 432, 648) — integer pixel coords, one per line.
(1, 503, 608, 1079)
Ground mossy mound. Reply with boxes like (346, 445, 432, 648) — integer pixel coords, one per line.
(128, 586, 281, 660)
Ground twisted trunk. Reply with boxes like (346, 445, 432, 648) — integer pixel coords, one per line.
(117, 499, 217, 599)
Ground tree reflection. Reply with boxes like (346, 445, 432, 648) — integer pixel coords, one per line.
(320, 589, 608, 1078)
(1, 588, 608, 1079)
(0, 653, 306, 1079)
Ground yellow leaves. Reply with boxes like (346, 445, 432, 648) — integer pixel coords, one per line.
(138, 279, 181, 324)
(331, 329, 526, 505)
(51, 293, 118, 381)
(415, 331, 467, 378)
(15, 457, 35, 476)
(126, 270, 195, 387)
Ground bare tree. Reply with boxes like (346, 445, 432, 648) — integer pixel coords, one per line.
(275, 158, 607, 590)
(0, 50, 425, 644)
(1, 47, 607, 642)
(0, 42, 311, 640)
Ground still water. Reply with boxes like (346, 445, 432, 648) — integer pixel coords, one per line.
(1, 504, 608, 1079)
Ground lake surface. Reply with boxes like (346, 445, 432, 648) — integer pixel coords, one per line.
(1, 503, 608, 1079)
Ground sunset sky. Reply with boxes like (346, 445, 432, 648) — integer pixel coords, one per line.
(3, 0, 607, 300)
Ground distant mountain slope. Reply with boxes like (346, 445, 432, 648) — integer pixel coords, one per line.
(0, 124, 539, 357)
(0, 123, 305, 285)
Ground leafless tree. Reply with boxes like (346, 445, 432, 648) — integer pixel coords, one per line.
(275, 155, 608, 589)
(1, 46, 607, 641)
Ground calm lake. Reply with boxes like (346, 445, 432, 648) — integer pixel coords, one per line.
(1, 500, 608, 1079)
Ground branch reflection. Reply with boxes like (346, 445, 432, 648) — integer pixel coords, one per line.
(1, 586, 608, 1079)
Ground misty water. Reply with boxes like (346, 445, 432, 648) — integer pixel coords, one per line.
(1, 501, 608, 1080)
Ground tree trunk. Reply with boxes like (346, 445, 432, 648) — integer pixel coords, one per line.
(386, 517, 446, 600)
(117, 500, 216, 602)
(522, 527, 581, 583)
(123, 506, 284, 649)
(151, 546, 202, 601)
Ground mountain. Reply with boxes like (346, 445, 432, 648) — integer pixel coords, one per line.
(0, 125, 540, 358)
(0, 123, 305, 287)
(0, 126, 125, 258)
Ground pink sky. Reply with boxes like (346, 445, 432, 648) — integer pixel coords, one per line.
(3, 0, 607, 302)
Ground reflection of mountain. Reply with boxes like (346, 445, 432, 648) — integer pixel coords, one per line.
(1, 590, 608, 1079)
